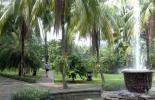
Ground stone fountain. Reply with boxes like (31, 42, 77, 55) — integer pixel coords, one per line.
(122, 69, 153, 93)
(122, 0, 154, 94)
(102, 0, 155, 99)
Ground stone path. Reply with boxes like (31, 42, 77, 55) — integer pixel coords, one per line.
(0, 76, 33, 100)
(37, 70, 54, 86)
(1, 71, 155, 100)
(0, 70, 100, 100)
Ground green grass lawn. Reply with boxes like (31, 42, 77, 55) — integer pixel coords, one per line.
(0, 69, 43, 83)
(54, 72, 155, 90)
(54, 71, 123, 82)
(54, 72, 125, 90)
(54, 71, 155, 86)
(1, 69, 155, 89)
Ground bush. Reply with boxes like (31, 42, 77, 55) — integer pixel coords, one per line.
(68, 54, 87, 81)
(100, 46, 126, 74)
(82, 57, 95, 72)
(12, 87, 49, 100)
(102, 82, 125, 91)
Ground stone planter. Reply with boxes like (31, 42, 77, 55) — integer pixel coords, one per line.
(122, 70, 153, 93)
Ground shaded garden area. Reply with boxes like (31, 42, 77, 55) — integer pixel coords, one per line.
(1, 0, 155, 100)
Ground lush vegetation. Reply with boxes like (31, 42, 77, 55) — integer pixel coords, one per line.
(0, 0, 155, 90)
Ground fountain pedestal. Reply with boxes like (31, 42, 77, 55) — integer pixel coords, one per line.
(102, 90, 155, 100)
(122, 70, 153, 93)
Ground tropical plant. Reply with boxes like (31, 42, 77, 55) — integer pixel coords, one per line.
(39, 9, 53, 64)
(67, 54, 87, 81)
(140, 0, 154, 67)
(0, 0, 37, 76)
(71, 0, 114, 89)
(48, 40, 61, 65)
(0, 32, 42, 75)
(31, 0, 76, 89)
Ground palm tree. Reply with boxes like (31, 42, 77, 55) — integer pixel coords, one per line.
(0, 0, 35, 76)
(40, 10, 53, 65)
(31, 0, 75, 89)
(70, 0, 114, 89)
(54, 0, 76, 89)
(0, 32, 42, 73)
(110, 0, 135, 67)
(140, 0, 154, 67)
(31, 0, 53, 65)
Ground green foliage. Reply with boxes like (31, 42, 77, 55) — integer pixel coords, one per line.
(52, 51, 88, 81)
(68, 54, 87, 81)
(0, 32, 43, 72)
(83, 56, 96, 72)
(100, 46, 126, 73)
(49, 41, 92, 81)
(103, 82, 125, 91)
(48, 40, 61, 65)
(12, 87, 49, 100)
(79, 49, 96, 72)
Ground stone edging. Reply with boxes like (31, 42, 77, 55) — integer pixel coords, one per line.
(47, 89, 101, 100)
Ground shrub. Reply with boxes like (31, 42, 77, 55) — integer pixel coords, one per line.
(102, 82, 125, 91)
(12, 87, 49, 100)
(68, 54, 87, 81)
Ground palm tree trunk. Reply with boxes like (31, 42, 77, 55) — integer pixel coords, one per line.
(93, 26, 105, 90)
(100, 70, 104, 90)
(61, 0, 68, 89)
(145, 24, 150, 68)
(19, 17, 27, 76)
(62, 63, 67, 89)
(97, 29, 105, 90)
(44, 32, 48, 63)
(19, 30, 25, 76)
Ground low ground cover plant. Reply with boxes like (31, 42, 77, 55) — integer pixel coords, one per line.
(12, 87, 49, 100)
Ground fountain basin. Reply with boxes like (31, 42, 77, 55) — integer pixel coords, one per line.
(122, 69, 154, 93)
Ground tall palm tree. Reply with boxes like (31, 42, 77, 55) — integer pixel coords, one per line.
(0, 32, 42, 73)
(54, 0, 76, 89)
(139, 0, 154, 67)
(31, 0, 53, 65)
(109, 0, 135, 67)
(31, 0, 75, 89)
(71, 0, 113, 89)
(40, 11, 53, 64)
(0, 0, 35, 76)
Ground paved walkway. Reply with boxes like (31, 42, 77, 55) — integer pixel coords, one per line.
(1, 71, 155, 100)
(0, 71, 100, 100)
(0, 76, 33, 100)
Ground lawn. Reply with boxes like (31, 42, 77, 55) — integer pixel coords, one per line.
(54, 71, 155, 86)
(54, 71, 123, 82)
(0, 69, 43, 83)
(1, 69, 155, 89)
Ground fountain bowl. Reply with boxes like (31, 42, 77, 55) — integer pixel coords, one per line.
(122, 69, 154, 93)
